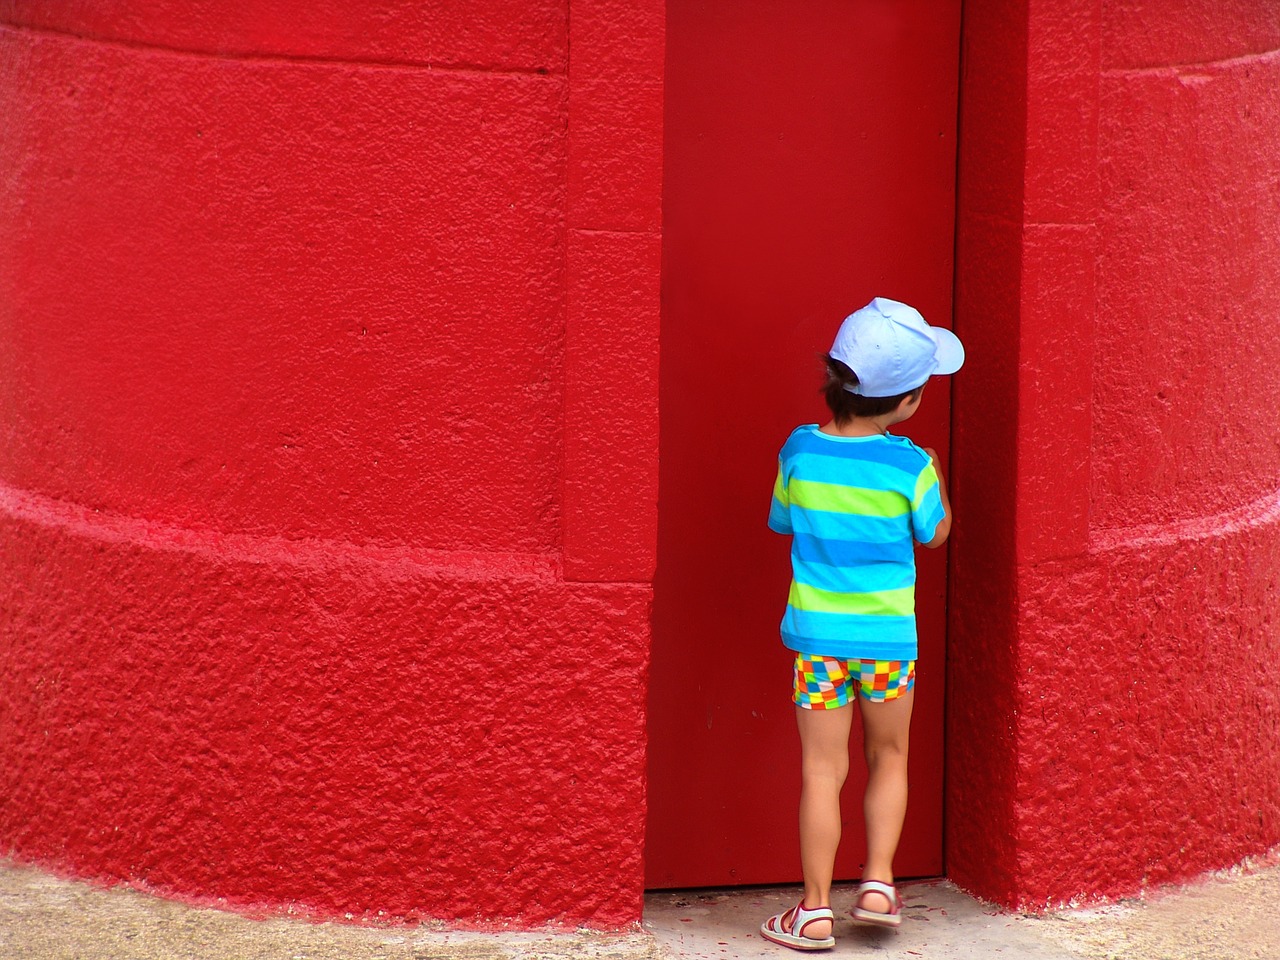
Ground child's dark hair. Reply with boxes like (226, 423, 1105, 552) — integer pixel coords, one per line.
(822, 354, 923, 424)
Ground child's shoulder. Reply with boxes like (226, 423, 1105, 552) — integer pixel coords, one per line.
(778, 423, 820, 454)
(875, 436, 935, 481)
(881, 433, 933, 468)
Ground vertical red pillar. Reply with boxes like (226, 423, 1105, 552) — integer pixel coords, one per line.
(0, 1, 662, 927)
(563, 0, 664, 583)
(950, 0, 1280, 908)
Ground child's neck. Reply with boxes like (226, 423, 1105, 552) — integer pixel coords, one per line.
(820, 416, 889, 438)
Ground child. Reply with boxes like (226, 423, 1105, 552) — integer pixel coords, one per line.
(760, 297, 963, 950)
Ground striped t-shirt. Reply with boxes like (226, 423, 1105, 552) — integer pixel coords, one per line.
(767, 424, 945, 661)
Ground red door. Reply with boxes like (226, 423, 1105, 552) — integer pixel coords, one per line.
(647, 0, 962, 889)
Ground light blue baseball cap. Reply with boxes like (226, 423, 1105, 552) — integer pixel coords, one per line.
(829, 297, 965, 397)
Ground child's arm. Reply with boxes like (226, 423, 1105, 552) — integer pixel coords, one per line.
(919, 447, 952, 549)
(768, 459, 793, 535)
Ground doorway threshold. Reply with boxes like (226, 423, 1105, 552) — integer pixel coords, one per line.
(643, 881, 1077, 960)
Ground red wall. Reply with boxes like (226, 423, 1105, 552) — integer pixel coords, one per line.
(4, 0, 1279, 927)
(0, 0, 662, 927)
(950, 0, 1280, 909)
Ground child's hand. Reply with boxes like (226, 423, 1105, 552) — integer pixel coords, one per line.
(919, 446, 951, 548)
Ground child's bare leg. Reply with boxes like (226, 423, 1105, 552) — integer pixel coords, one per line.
(857, 688, 914, 914)
(795, 703, 853, 939)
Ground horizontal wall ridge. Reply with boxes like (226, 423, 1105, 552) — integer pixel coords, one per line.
(571, 227, 660, 237)
(0, 21, 566, 78)
(1089, 483, 1280, 554)
(1022, 221, 1095, 231)
(1102, 45, 1280, 78)
(0, 481, 560, 583)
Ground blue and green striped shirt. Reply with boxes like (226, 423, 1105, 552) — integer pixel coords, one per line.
(768, 425, 944, 661)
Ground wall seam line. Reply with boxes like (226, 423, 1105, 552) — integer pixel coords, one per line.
(1102, 45, 1280, 78)
(0, 20, 566, 78)
(0, 482, 560, 582)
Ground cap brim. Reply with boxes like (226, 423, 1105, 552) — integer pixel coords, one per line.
(930, 326, 965, 376)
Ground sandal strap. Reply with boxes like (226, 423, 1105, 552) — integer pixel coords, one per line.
(857, 881, 902, 912)
(857, 880, 898, 899)
(791, 901, 834, 937)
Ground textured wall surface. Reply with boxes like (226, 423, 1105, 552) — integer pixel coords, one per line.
(950, 0, 1280, 909)
(7, 0, 1275, 925)
(0, 0, 662, 927)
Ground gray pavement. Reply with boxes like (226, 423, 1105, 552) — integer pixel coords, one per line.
(2, 854, 1278, 960)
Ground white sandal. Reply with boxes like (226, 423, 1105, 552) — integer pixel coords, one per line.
(760, 900, 836, 950)
(851, 880, 903, 928)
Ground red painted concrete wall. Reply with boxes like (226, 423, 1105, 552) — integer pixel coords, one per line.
(5, 0, 1278, 927)
(0, 1, 662, 927)
(950, 0, 1280, 909)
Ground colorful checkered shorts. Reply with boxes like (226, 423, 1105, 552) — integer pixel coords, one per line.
(793, 653, 916, 709)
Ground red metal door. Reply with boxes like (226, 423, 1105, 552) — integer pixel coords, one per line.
(648, 0, 962, 888)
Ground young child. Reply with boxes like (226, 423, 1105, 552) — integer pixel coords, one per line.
(760, 297, 963, 950)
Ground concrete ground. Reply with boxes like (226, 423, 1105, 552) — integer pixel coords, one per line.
(2, 854, 1278, 960)
(646, 863, 1280, 960)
